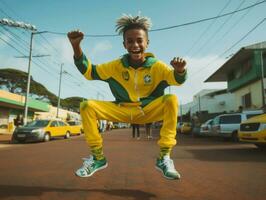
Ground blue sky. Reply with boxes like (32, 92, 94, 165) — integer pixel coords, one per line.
(0, 0, 266, 104)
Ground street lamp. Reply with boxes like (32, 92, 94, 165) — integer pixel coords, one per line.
(0, 18, 37, 31)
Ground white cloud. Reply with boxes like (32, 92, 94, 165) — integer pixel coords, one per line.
(171, 55, 227, 104)
(90, 40, 113, 60)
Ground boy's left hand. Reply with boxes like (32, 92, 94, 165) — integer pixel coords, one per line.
(170, 57, 186, 73)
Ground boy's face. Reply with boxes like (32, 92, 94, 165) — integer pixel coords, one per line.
(123, 28, 149, 64)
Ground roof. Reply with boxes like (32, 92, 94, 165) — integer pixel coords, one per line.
(205, 41, 266, 82)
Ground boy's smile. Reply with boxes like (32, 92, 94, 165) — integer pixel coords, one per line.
(123, 29, 149, 66)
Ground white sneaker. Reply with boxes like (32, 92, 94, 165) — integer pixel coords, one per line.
(75, 155, 108, 178)
(156, 155, 181, 180)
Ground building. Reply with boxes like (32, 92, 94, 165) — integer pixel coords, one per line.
(0, 90, 49, 134)
(205, 41, 266, 110)
(181, 89, 236, 122)
(0, 89, 80, 134)
(190, 89, 236, 115)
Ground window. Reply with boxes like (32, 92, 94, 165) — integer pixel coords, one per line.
(241, 59, 252, 76)
(58, 121, 67, 126)
(213, 117, 220, 125)
(50, 121, 58, 127)
(241, 93, 251, 108)
(220, 115, 241, 124)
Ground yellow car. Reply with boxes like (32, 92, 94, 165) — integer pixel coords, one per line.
(179, 122, 192, 134)
(67, 120, 83, 135)
(12, 119, 72, 143)
(238, 114, 266, 149)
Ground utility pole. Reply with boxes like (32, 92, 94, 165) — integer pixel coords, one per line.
(57, 63, 64, 118)
(260, 49, 265, 107)
(0, 18, 38, 125)
(198, 95, 201, 113)
(179, 101, 183, 124)
(24, 32, 34, 125)
(24, 31, 48, 124)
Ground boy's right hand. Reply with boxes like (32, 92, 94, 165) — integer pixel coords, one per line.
(67, 30, 84, 46)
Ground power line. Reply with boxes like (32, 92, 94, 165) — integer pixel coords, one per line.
(42, 0, 266, 37)
(0, 28, 29, 52)
(184, 0, 233, 56)
(190, 17, 266, 79)
(0, 34, 92, 96)
(198, 0, 260, 60)
(0, 34, 26, 56)
(220, 17, 266, 57)
(218, 0, 260, 42)
(0, 25, 104, 96)
(190, 0, 247, 58)
(150, 0, 265, 32)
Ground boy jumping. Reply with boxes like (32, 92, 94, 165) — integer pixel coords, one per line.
(68, 14, 187, 180)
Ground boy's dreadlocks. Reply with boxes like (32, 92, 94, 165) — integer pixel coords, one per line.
(115, 14, 152, 36)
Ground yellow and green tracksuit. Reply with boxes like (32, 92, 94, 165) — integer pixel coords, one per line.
(74, 52, 187, 150)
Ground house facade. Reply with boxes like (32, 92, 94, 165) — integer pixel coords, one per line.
(0, 89, 80, 134)
(205, 41, 266, 110)
(181, 89, 236, 122)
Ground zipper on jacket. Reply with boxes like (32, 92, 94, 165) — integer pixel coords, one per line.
(134, 70, 140, 101)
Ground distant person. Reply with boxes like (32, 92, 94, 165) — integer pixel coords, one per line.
(68, 14, 187, 180)
(132, 124, 140, 139)
(106, 121, 113, 131)
(14, 114, 23, 127)
(145, 123, 153, 139)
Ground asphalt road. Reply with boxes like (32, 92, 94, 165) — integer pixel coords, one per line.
(0, 128, 265, 200)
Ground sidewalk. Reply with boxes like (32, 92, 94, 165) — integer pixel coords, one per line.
(0, 133, 12, 145)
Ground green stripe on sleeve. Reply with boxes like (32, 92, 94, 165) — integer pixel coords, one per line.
(74, 53, 88, 74)
(91, 64, 102, 80)
(174, 69, 187, 84)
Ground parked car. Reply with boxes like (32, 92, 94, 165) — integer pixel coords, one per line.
(67, 120, 83, 135)
(199, 119, 213, 136)
(179, 122, 192, 134)
(11, 119, 71, 143)
(238, 113, 266, 149)
(211, 110, 263, 141)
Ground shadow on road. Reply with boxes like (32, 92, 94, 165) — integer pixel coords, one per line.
(0, 185, 156, 200)
(187, 147, 266, 162)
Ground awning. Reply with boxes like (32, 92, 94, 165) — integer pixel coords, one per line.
(0, 97, 49, 112)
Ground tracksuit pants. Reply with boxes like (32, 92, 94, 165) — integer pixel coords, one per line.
(80, 94, 178, 149)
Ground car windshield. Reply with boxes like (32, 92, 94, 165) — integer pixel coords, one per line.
(25, 120, 50, 128)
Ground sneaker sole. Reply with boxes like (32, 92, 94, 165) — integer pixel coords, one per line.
(75, 162, 108, 178)
(155, 166, 181, 180)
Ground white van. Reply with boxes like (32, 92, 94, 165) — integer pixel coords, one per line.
(211, 110, 263, 141)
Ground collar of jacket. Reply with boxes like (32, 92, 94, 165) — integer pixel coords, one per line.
(121, 52, 158, 68)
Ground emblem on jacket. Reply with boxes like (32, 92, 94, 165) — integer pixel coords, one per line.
(122, 71, 130, 81)
(144, 74, 152, 84)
